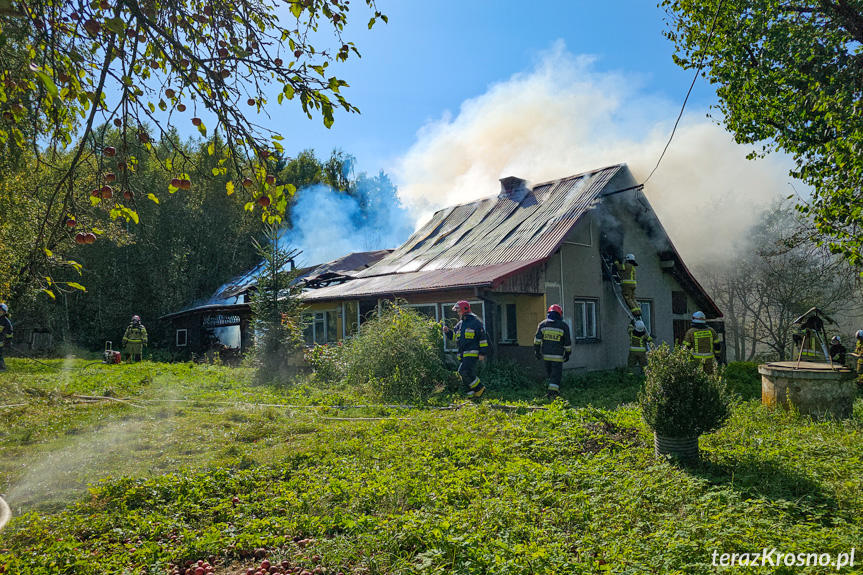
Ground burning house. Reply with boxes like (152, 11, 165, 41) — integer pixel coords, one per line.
(159, 249, 392, 358)
(300, 163, 723, 373)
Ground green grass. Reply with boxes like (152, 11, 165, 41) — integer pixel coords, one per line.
(1, 359, 862, 574)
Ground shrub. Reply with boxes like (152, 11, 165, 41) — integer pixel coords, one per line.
(478, 359, 533, 390)
(639, 343, 731, 437)
(303, 342, 345, 382)
(340, 304, 451, 401)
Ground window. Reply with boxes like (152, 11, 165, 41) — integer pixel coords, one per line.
(497, 303, 518, 343)
(176, 329, 188, 347)
(303, 311, 336, 345)
(673, 319, 689, 346)
(443, 301, 485, 351)
(573, 299, 598, 340)
(638, 300, 652, 334)
(672, 291, 688, 315)
(406, 304, 438, 320)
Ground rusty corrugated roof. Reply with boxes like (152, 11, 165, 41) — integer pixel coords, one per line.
(357, 165, 623, 276)
(302, 259, 544, 302)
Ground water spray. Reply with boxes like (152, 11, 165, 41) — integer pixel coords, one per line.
(0, 495, 10, 531)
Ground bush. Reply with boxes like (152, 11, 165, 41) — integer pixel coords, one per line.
(478, 359, 533, 390)
(340, 304, 451, 401)
(304, 342, 345, 382)
(639, 343, 731, 438)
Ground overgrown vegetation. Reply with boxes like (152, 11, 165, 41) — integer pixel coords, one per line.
(1, 358, 863, 574)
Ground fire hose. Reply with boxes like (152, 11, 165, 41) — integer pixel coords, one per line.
(0, 495, 10, 532)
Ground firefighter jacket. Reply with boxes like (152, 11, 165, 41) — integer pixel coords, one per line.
(614, 261, 637, 286)
(123, 324, 148, 351)
(445, 313, 488, 359)
(628, 325, 652, 353)
(534, 316, 572, 362)
(0, 316, 12, 348)
(683, 324, 720, 360)
(830, 343, 847, 364)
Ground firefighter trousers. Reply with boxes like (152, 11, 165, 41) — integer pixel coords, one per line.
(457, 356, 482, 395)
(621, 284, 640, 316)
(0, 346, 5, 372)
(545, 361, 563, 392)
(627, 351, 647, 373)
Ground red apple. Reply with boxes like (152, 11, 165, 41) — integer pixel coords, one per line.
(83, 19, 100, 36)
(105, 172, 116, 182)
(203, 5, 213, 16)
(99, 0, 110, 10)
(218, 47, 229, 58)
(65, 217, 77, 227)
(100, 185, 113, 199)
(84, 232, 96, 244)
(113, 118, 122, 127)
(257, 195, 270, 207)
(138, 133, 149, 143)
(90, 189, 100, 198)
(294, 50, 302, 58)
(260, 150, 270, 159)
(180, 179, 191, 190)
(177, 103, 186, 112)
(242, 177, 254, 188)
(123, 190, 134, 200)
(75, 233, 86, 244)
(170, 178, 181, 188)
(220, 69, 230, 79)
(179, 59, 190, 68)
(103, 146, 116, 156)
(265, 175, 275, 184)
(165, 88, 176, 98)
(247, 98, 256, 106)
(192, 117, 202, 126)
(273, 58, 283, 66)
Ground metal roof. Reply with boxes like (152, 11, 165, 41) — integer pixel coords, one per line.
(302, 249, 392, 285)
(302, 259, 544, 302)
(357, 164, 624, 276)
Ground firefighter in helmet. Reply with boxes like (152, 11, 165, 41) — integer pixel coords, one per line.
(627, 319, 652, 376)
(613, 253, 641, 317)
(0, 303, 12, 372)
(682, 311, 720, 374)
(854, 330, 863, 378)
(123, 315, 148, 362)
(534, 304, 572, 398)
(443, 301, 488, 399)
(830, 335, 847, 366)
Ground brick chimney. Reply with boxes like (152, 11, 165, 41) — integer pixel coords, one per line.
(499, 176, 527, 196)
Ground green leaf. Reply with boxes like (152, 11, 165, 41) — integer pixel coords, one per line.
(28, 64, 58, 98)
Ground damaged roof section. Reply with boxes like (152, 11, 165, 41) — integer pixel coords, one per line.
(360, 164, 624, 276)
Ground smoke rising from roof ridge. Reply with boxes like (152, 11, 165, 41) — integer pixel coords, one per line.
(391, 40, 806, 264)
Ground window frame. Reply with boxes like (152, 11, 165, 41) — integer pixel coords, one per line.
(176, 329, 188, 347)
(637, 299, 654, 335)
(572, 297, 599, 342)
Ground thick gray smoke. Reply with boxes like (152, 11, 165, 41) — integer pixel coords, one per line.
(391, 41, 806, 264)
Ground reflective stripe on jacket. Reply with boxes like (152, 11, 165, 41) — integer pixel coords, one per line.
(615, 261, 636, 285)
(683, 325, 719, 359)
(534, 318, 572, 362)
(628, 325, 652, 352)
(446, 314, 488, 358)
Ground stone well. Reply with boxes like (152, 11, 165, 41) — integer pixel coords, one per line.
(759, 361, 857, 419)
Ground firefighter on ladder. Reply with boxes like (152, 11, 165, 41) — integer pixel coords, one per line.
(614, 253, 641, 317)
(123, 315, 148, 362)
(443, 301, 487, 399)
(627, 319, 652, 376)
(534, 304, 572, 399)
(0, 303, 12, 372)
(682, 311, 720, 374)
(854, 330, 863, 381)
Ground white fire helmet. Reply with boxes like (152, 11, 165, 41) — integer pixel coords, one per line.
(624, 253, 636, 263)
(692, 311, 706, 324)
(857, 330, 863, 339)
(0, 303, 7, 314)
(831, 335, 841, 345)
(634, 320, 646, 332)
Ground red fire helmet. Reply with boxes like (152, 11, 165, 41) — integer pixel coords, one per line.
(548, 304, 563, 315)
(452, 300, 471, 314)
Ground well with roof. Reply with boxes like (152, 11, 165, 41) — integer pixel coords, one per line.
(759, 361, 856, 419)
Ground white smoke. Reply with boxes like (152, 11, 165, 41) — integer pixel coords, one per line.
(391, 41, 804, 263)
(286, 183, 413, 266)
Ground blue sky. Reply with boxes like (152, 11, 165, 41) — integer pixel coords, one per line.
(279, 1, 714, 175)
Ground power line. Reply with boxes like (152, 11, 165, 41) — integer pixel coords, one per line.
(643, 0, 729, 185)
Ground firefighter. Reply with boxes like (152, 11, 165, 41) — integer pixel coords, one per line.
(0, 303, 12, 372)
(613, 253, 641, 317)
(534, 304, 572, 398)
(682, 311, 720, 374)
(627, 319, 652, 375)
(443, 301, 488, 399)
(123, 315, 148, 362)
(793, 318, 826, 362)
(830, 335, 847, 366)
(855, 330, 863, 378)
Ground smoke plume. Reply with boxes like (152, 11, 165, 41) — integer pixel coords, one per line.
(391, 41, 804, 264)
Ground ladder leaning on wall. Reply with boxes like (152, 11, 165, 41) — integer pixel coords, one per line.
(601, 255, 655, 349)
